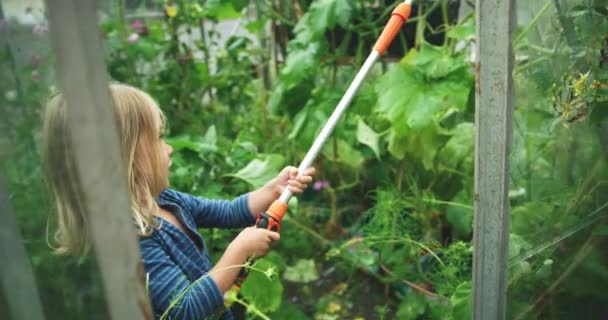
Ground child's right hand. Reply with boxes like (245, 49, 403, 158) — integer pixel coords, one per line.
(229, 227, 280, 259)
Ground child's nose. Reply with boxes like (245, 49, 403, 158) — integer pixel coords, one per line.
(165, 141, 173, 155)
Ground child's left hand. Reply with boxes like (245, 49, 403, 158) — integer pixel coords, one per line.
(266, 166, 316, 197)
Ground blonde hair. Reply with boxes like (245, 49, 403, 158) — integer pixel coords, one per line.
(43, 83, 167, 255)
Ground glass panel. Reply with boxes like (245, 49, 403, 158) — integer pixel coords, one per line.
(0, 0, 109, 319)
(509, 1, 608, 319)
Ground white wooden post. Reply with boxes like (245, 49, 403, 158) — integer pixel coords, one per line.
(472, 0, 516, 319)
(44, 0, 152, 318)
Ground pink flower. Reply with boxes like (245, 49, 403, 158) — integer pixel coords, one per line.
(313, 180, 330, 191)
(127, 33, 139, 43)
(130, 19, 144, 31)
(130, 19, 148, 36)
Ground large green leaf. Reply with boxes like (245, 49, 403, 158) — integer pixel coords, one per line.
(356, 118, 381, 159)
(225, 154, 284, 188)
(240, 258, 283, 313)
(376, 46, 473, 135)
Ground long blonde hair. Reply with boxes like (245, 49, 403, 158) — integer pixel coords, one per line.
(43, 83, 167, 255)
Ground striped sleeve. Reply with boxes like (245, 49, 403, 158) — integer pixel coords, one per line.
(141, 237, 224, 320)
(170, 190, 256, 229)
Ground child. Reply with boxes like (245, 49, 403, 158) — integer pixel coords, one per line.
(42, 83, 315, 319)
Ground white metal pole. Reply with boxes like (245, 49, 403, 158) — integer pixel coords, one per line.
(279, 50, 380, 203)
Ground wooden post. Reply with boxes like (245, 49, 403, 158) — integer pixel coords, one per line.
(0, 176, 46, 320)
(44, 1, 152, 319)
(473, 0, 516, 319)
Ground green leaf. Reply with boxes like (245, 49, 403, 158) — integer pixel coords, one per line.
(508, 233, 532, 260)
(396, 294, 427, 319)
(386, 125, 448, 169)
(411, 42, 469, 79)
(165, 126, 218, 154)
(293, 0, 353, 42)
(166, 135, 201, 152)
(446, 190, 474, 237)
(225, 154, 284, 188)
(288, 89, 340, 145)
(438, 122, 475, 170)
(241, 259, 283, 313)
(356, 118, 381, 159)
(446, 23, 476, 41)
(450, 281, 472, 320)
(203, 0, 241, 20)
(203, 125, 217, 147)
(245, 20, 266, 33)
(281, 42, 323, 89)
(283, 259, 320, 283)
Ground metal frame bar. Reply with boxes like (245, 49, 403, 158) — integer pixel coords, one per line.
(0, 176, 46, 320)
(472, 0, 516, 319)
(44, 0, 152, 318)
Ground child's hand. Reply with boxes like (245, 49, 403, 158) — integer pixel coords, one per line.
(229, 227, 280, 259)
(266, 166, 316, 197)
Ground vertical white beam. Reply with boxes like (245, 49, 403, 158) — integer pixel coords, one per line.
(473, 0, 516, 319)
(44, 1, 152, 319)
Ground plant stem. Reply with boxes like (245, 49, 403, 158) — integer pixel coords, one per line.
(198, 19, 215, 104)
(232, 297, 271, 320)
(379, 264, 447, 301)
(514, 0, 552, 44)
(441, 0, 449, 46)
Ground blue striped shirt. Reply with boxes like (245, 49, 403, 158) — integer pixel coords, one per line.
(140, 188, 255, 320)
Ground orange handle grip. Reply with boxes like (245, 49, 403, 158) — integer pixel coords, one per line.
(373, 2, 412, 55)
(265, 200, 288, 224)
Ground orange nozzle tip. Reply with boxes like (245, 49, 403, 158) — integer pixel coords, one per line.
(373, 3, 412, 55)
(266, 200, 288, 222)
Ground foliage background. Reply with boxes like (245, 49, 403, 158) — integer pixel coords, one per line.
(0, 0, 607, 319)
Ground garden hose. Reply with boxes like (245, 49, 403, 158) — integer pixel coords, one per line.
(234, 0, 414, 289)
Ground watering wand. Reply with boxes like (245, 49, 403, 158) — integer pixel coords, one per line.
(234, 0, 413, 288)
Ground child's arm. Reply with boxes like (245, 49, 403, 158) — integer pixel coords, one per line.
(169, 166, 315, 228)
(141, 237, 226, 320)
(141, 228, 278, 319)
(247, 166, 315, 219)
(208, 227, 280, 292)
